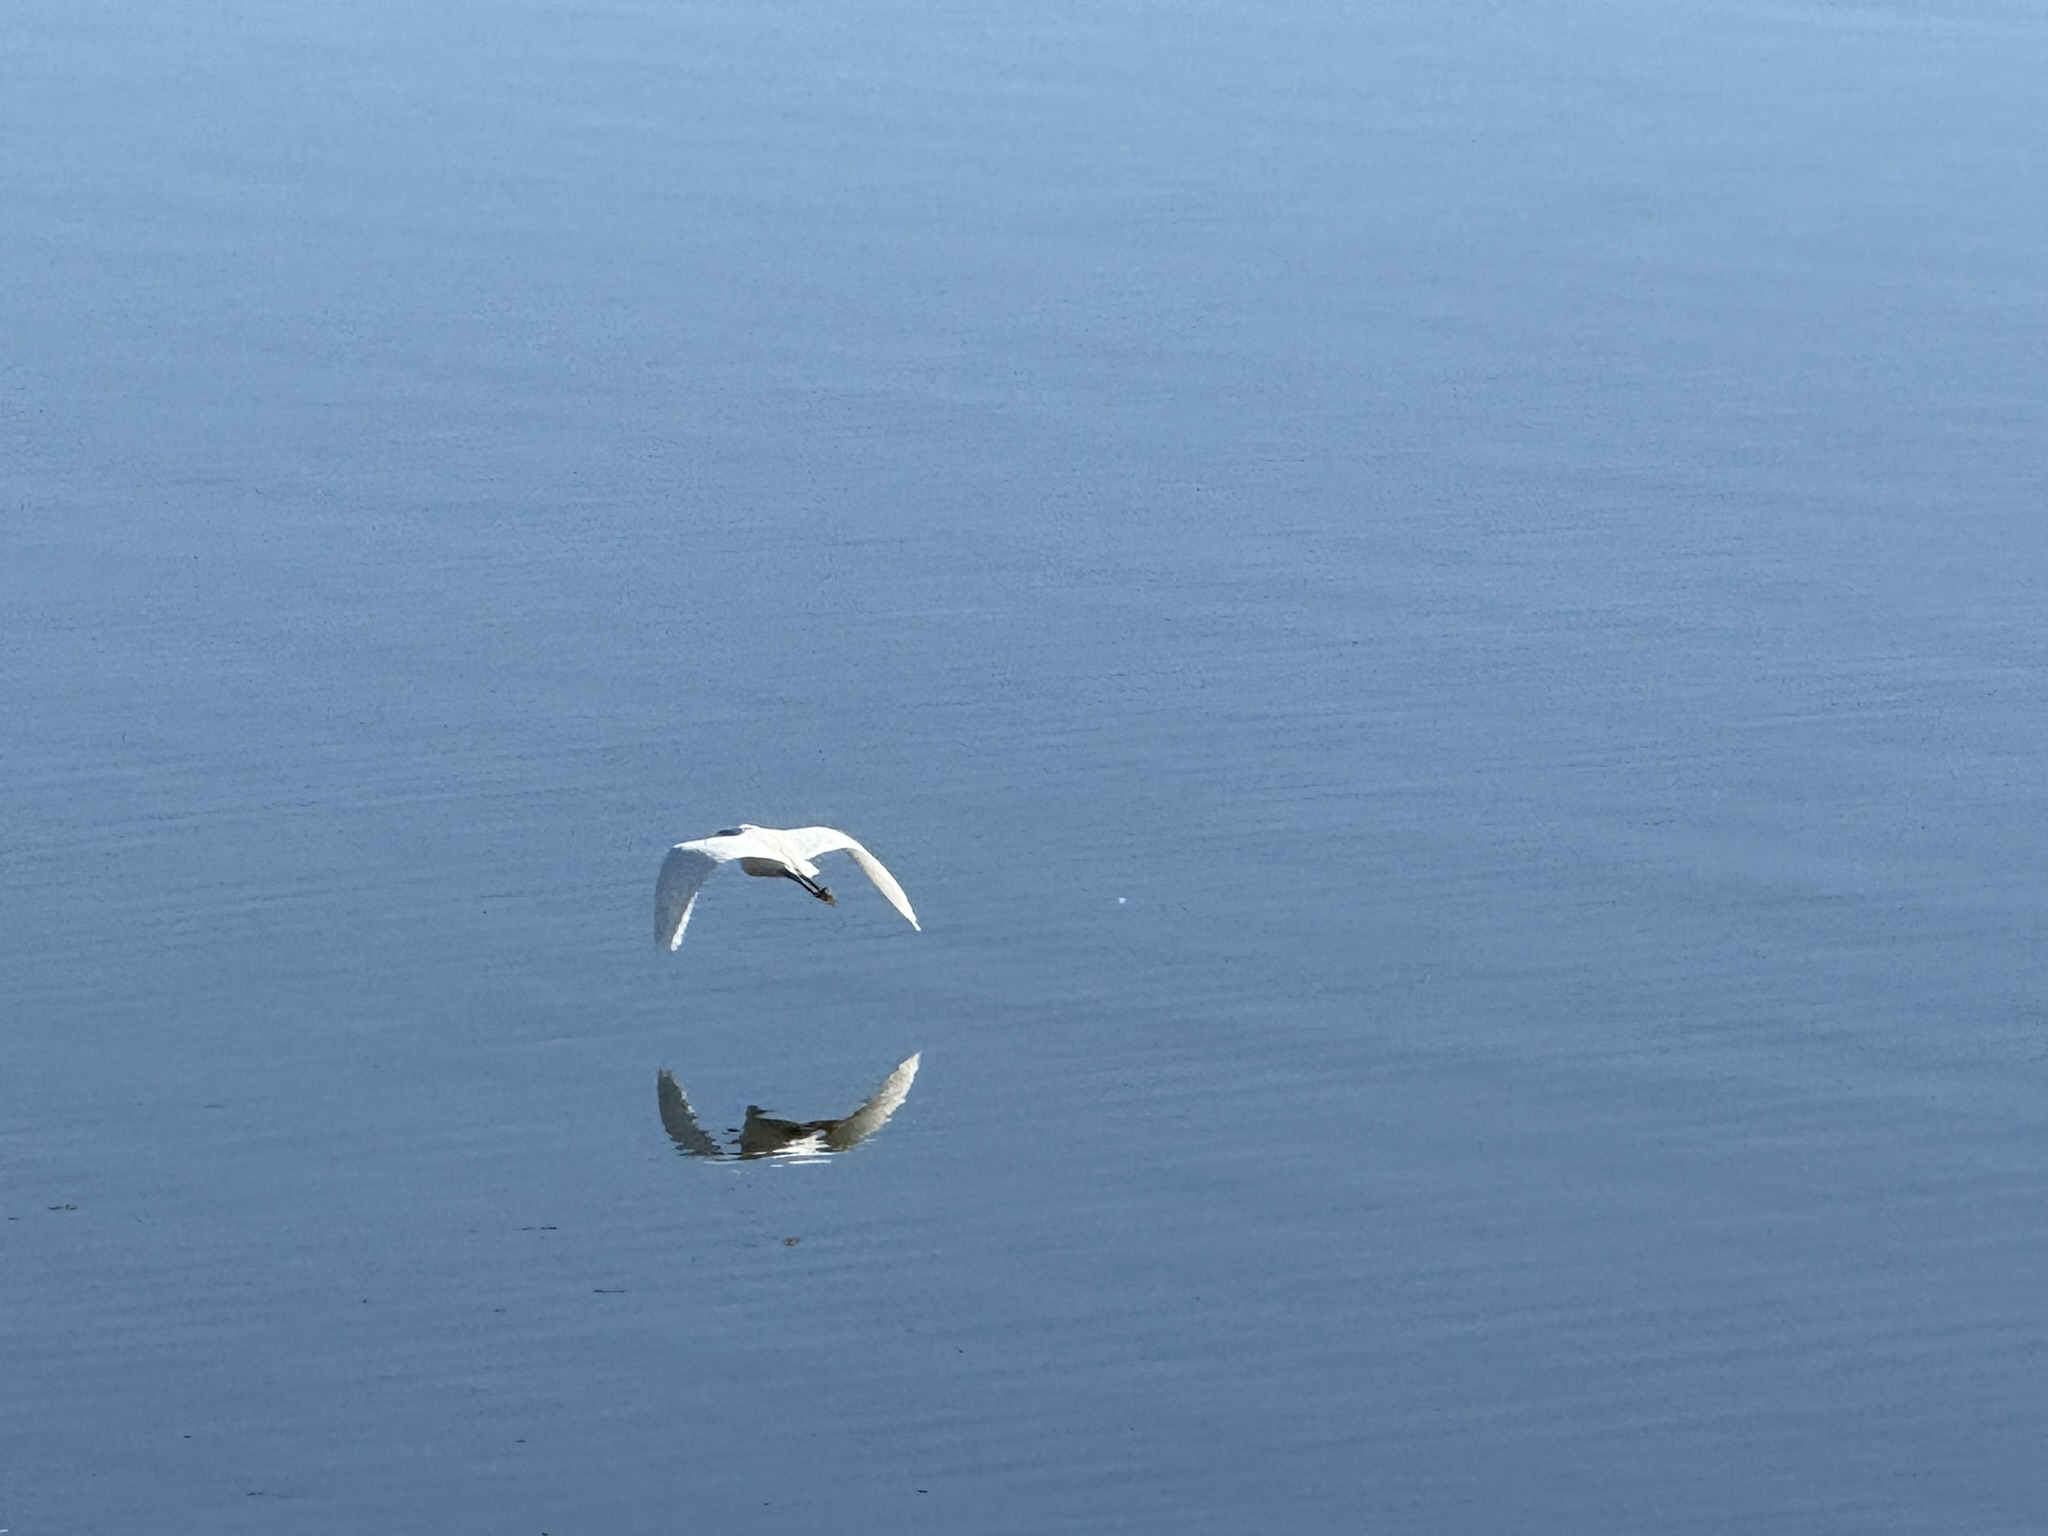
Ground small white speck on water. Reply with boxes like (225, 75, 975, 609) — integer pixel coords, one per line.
(1116, 897, 1126, 905)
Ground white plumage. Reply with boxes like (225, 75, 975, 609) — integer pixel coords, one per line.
(654, 823, 920, 950)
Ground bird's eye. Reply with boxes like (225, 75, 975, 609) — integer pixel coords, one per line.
(714, 827, 744, 838)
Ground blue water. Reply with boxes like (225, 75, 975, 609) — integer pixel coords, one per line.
(4, 1, 2044, 1530)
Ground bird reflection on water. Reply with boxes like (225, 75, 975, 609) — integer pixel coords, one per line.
(657, 1053, 920, 1161)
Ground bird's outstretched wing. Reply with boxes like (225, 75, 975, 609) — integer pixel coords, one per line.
(783, 826, 920, 930)
(655, 845, 723, 949)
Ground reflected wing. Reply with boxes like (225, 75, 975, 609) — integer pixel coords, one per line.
(657, 1069, 726, 1158)
(655, 846, 722, 949)
(826, 1053, 921, 1151)
(783, 826, 920, 930)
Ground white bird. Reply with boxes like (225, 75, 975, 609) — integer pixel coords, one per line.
(655, 823, 920, 949)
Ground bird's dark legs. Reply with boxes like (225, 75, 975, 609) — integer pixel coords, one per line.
(781, 869, 836, 905)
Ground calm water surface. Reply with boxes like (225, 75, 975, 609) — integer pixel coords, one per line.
(3, 1, 2044, 1531)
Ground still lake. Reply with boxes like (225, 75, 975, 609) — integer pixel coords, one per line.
(3, 1, 2043, 1530)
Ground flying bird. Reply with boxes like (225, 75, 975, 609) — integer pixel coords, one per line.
(655, 823, 920, 949)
